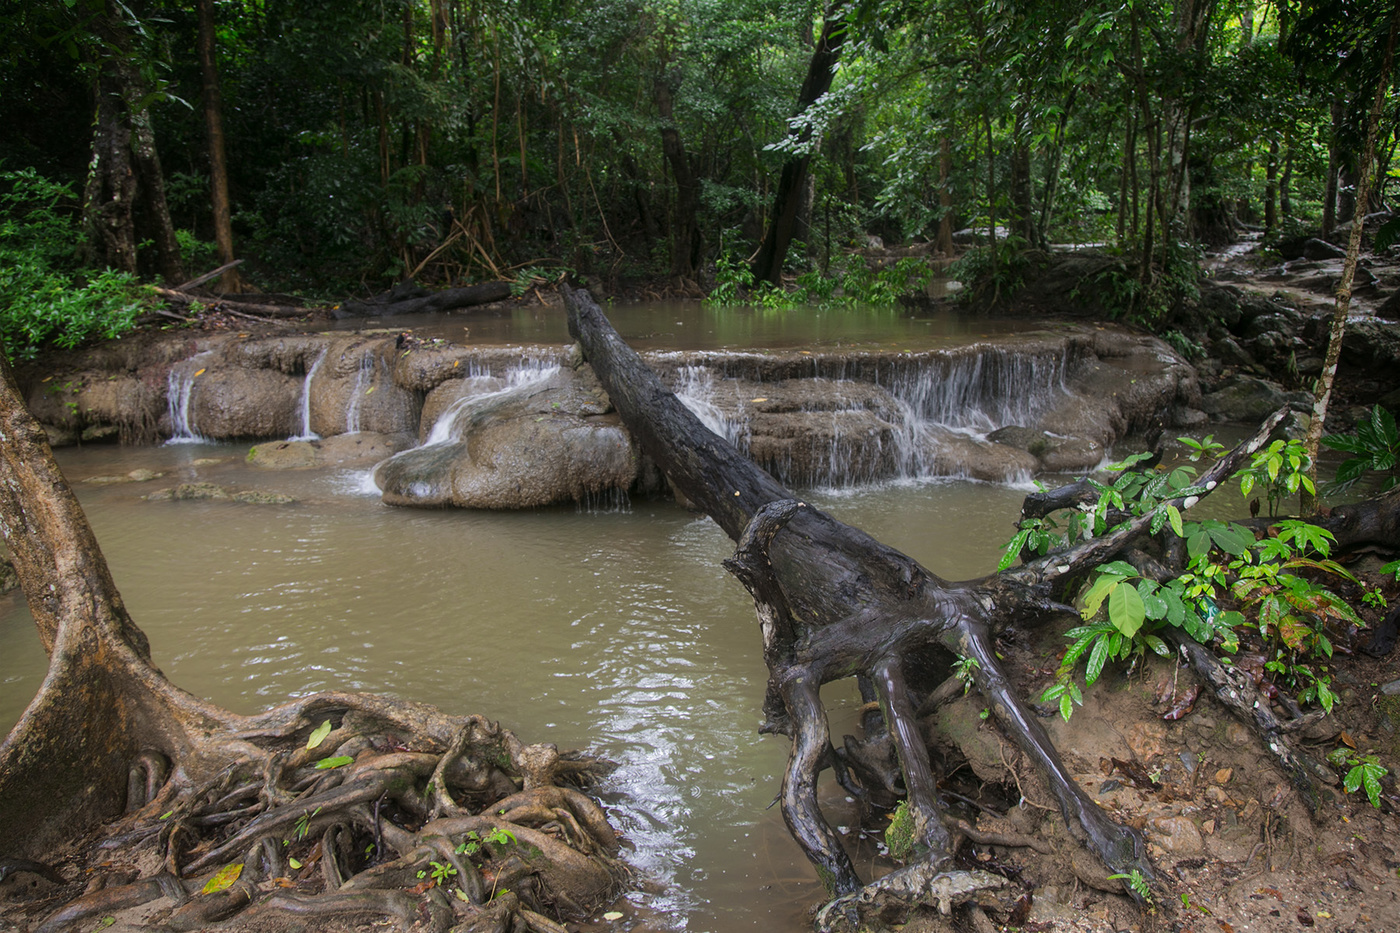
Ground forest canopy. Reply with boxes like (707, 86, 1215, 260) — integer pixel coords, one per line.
(1, 0, 1396, 301)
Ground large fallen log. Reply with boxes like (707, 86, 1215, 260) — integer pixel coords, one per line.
(564, 285, 1298, 925)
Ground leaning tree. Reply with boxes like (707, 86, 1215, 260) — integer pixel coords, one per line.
(0, 349, 624, 931)
(563, 285, 1391, 928)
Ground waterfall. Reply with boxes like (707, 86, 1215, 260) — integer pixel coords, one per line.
(673, 366, 744, 447)
(666, 344, 1075, 488)
(884, 346, 1070, 432)
(343, 350, 376, 434)
(422, 359, 560, 446)
(164, 351, 214, 444)
(289, 347, 329, 441)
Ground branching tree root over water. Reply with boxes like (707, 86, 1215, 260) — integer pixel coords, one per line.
(563, 286, 1360, 929)
(0, 351, 624, 931)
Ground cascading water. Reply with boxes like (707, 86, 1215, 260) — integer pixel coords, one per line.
(666, 343, 1076, 488)
(673, 366, 744, 448)
(164, 351, 214, 444)
(289, 348, 329, 441)
(343, 350, 376, 434)
(422, 359, 559, 446)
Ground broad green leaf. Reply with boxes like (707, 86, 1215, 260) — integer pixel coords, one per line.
(1107, 583, 1145, 637)
(202, 862, 243, 894)
(315, 755, 354, 770)
(1186, 529, 1212, 558)
(288, 857, 303, 869)
(1080, 575, 1125, 619)
(307, 720, 332, 750)
(1167, 504, 1184, 537)
(1138, 581, 1167, 620)
(1085, 634, 1109, 685)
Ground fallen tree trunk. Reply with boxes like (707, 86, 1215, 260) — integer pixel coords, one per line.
(0, 351, 623, 930)
(153, 286, 314, 319)
(334, 281, 512, 318)
(564, 285, 1303, 924)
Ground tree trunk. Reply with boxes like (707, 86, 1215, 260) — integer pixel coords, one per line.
(1302, 3, 1399, 514)
(563, 288, 1326, 921)
(80, 1, 184, 283)
(196, 0, 244, 293)
(0, 351, 621, 928)
(653, 69, 702, 284)
(750, 4, 847, 286)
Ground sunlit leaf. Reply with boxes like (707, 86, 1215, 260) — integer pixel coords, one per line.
(1108, 583, 1145, 637)
(315, 755, 354, 769)
(202, 862, 243, 894)
(307, 720, 332, 750)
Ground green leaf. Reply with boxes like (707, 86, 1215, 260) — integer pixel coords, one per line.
(307, 720, 333, 750)
(1085, 635, 1110, 686)
(314, 755, 354, 770)
(202, 862, 243, 894)
(1167, 504, 1183, 537)
(1080, 574, 1125, 619)
(1186, 529, 1212, 558)
(1108, 583, 1145, 637)
(288, 857, 303, 869)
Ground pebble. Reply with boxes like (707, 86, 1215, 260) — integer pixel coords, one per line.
(1215, 767, 1233, 784)
(1381, 679, 1400, 696)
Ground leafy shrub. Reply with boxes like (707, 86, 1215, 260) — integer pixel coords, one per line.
(0, 168, 149, 360)
(1323, 405, 1398, 494)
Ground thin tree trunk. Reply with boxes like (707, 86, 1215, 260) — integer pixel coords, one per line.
(653, 69, 701, 282)
(937, 135, 954, 255)
(196, 0, 243, 293)
(750, 3, 847, 286)
(1302, 3, 1399, 515)
(1265, 138, 1279, 234)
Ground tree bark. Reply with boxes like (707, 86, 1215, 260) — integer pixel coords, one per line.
(750, 4, 848, 286)
(197, 0, 244, 293)
(653, 68, 702, 284)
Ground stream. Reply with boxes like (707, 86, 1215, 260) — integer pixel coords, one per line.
(1, 302, 1126, 930)
(0, 439, 1032, 931)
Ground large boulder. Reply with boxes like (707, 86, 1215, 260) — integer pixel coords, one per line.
(1198, 374, 1309, 422)
(186, 368, 300, 438)
(374, 363, 636, 508)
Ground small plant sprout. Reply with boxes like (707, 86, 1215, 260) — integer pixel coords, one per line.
(1328, 748, 1389, 808)
(951, 655, 979, 694)
(1108, 868, 1152, 902)
(428, 860, 457, 887)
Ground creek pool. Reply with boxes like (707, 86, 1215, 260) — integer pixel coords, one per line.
(0, 440, 1028, 931)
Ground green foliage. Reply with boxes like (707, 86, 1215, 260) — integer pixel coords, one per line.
(1239, 439, 1315, 517)
(1029, 439, 1363, 722)
(1108, 868, 1152, 902)
(1322, 406, 1399, 495)
(0, 169, 148, 360)
(1327, 747, 1388, 808)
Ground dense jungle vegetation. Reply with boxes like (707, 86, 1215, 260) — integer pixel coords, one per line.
(0, 0, 1397, 354)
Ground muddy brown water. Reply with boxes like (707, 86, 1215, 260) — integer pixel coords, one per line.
(0, 439, 1031, 931)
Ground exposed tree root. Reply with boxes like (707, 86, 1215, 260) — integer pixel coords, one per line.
(0, 349, 625, 930)
(564, 285, 1338, 928)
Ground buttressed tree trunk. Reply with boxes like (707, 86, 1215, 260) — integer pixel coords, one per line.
(564, 285, 1337, 928)
(0, 350, 622, 931)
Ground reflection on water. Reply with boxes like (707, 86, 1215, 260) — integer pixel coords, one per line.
(0, 442, 1019, 931)
(328, 300, 1021, 353)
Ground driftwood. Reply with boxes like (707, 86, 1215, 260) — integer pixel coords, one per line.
(564, 285, 1311, 924)
(0, 351, 623, 929)
(153, 286, 313, 319)
(334, 281, 512, 318)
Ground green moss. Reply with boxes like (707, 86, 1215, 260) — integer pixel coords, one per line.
(885, 799, 915, 862)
